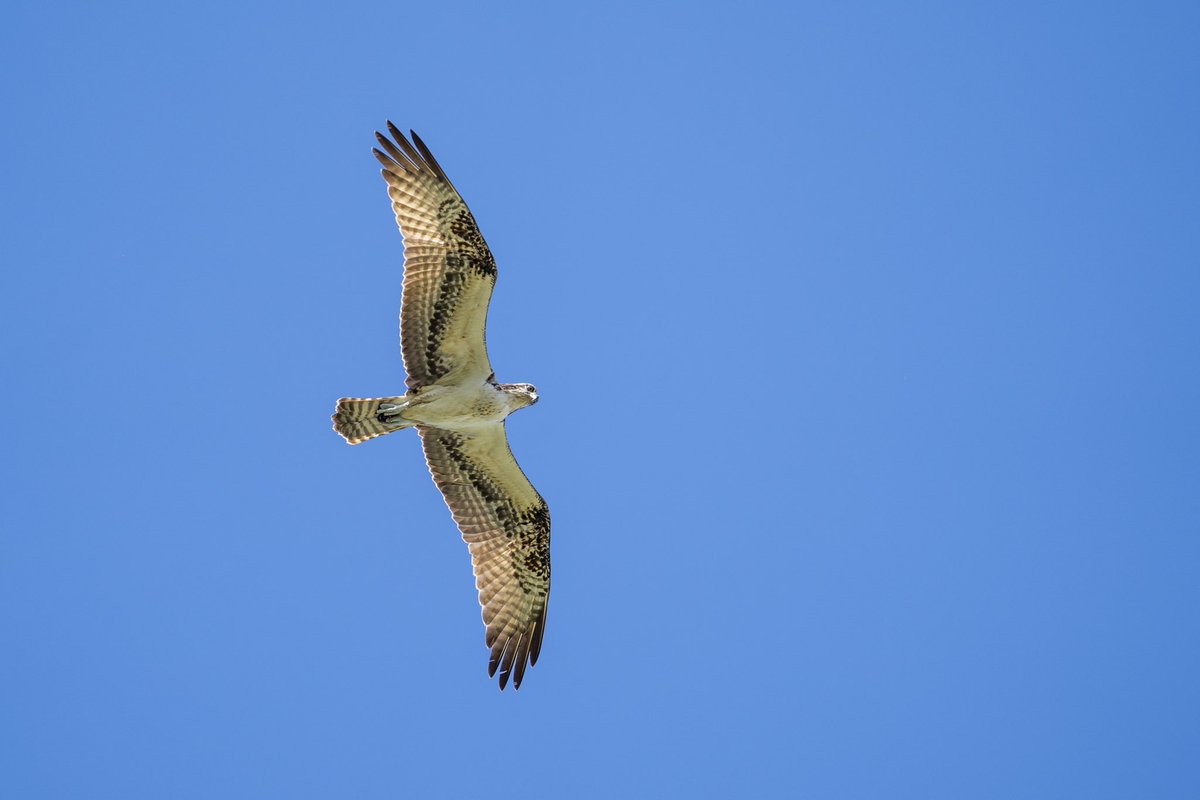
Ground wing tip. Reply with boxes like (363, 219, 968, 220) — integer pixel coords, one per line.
(375, 122, 452, 186)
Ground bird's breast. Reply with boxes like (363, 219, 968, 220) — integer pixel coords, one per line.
(403, 382, 510, 428)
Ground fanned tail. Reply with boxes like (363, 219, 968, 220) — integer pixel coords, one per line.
(332, 396, 412, 444)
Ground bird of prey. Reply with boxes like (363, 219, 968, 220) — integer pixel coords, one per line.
(332, 124, 549, 690)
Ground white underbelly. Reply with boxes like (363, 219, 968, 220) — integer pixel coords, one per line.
(404, 384, 508, 428)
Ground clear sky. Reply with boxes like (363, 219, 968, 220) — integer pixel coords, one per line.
(3, 1, 1198, 797)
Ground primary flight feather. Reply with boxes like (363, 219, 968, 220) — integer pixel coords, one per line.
(332, 124, 549, 690)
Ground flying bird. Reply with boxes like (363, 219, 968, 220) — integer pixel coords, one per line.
(332, 124, 549, 690)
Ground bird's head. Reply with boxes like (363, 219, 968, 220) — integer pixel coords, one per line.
(500, 382, 539, 411)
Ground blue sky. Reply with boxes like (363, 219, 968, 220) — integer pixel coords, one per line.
(3, 1, 1198, 797)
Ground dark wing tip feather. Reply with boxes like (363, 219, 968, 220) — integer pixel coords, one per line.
(488, 639, 503, 677)
(375, 131, 419, 173)
(385, 120, 405, 144)
(512, 633, 532, 690)
(386, 126, 427, 169)
(530, 609, 547, 665)
(410, 131, 452, 184)
(490, 636, 514, 689)
(372, 147, 401, 173)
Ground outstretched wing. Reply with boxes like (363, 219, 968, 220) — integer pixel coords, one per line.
(418, 424, 550, 690)
(374, 124, 497, 390)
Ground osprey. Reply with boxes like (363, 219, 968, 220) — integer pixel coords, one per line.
(332, 124, 549, 690)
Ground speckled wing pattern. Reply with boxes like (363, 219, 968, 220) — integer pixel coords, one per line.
(373, 123, 497, 390)
(418, 424, 550, 690)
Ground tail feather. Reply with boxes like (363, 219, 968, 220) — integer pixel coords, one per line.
(332, 396, 411, 444)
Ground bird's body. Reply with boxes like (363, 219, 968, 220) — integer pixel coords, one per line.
(332, 125, 549, 690)
(406, 380, 538, 429)
(337, 380, 537, 441)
